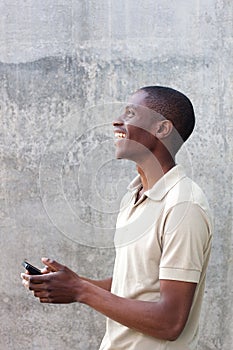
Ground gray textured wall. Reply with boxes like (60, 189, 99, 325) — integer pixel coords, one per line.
(0, 0, 232, 349)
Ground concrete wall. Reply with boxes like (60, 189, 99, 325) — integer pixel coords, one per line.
(0, 0, 232, 349)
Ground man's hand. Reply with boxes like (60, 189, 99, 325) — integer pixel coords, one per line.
(21, 258, 84, 304)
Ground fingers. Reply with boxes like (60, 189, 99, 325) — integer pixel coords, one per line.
(21, 273, 46, 291)
(40, 297, 52, 303)
(21, 274, 29, 289)
(41, 258, 64, 272)
(21, 260, 59, 290)
(21, 273, 30, 289)
(34, 290, 49, 299)
(21, 265, 57, 304)
(21, 273, 43, 283)
(40, 266, 51, 274)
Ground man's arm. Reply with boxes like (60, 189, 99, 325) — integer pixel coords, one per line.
(21, 258, 196, 341)
(80, 276, 112, 291)
(82, 278, 196, 341)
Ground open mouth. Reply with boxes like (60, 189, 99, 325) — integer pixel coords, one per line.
(114, 131, 126, 139)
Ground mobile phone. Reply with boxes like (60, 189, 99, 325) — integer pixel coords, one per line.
(22, 260, 42, 275)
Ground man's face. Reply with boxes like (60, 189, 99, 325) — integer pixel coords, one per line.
(113, 90, 161, 162)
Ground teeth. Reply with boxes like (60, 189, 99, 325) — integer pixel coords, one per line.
(115, 132, 126, 139)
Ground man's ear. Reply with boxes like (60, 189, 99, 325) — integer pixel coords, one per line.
(155, 120, 173, 139)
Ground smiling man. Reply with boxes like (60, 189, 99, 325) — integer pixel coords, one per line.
(22, 86, 213, 350)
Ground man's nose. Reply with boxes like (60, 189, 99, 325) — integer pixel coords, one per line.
(112, 114, 124, 126)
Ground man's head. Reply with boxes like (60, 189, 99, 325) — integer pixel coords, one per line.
(113, 86, 195, 162)
(139, 86, 195, 145)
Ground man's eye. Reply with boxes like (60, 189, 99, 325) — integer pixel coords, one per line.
(127, 109, 135, 117)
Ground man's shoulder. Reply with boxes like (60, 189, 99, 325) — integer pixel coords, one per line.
(166, 174, 211, 216)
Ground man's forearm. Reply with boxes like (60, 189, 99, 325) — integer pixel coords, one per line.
(79, 281, 173, 340)
(80, 277, 112, 291)
(78, 279, 196, 342)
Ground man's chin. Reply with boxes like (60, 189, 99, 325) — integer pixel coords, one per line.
(115, 153, 123, 159)
(115, 149, 127, 159)
(115, 151, 137, 162)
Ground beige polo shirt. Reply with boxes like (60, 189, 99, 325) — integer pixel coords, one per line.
(99, 165, 212, 350)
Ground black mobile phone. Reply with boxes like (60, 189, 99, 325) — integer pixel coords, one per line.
(22, 260, 42, 275)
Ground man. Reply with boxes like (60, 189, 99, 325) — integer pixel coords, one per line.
(22, 86, 212, 349)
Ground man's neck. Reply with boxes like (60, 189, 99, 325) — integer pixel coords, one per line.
(136, 158, 175, 192)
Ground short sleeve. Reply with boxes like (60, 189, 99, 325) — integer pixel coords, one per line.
(159, 202, 211, 283)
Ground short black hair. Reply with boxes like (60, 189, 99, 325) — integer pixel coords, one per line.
(139, 86, 195, 143)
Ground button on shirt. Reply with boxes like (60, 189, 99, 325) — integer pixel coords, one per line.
(99, 165, 213, 350)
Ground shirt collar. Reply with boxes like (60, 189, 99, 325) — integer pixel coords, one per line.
(127, 165, 186, 201)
